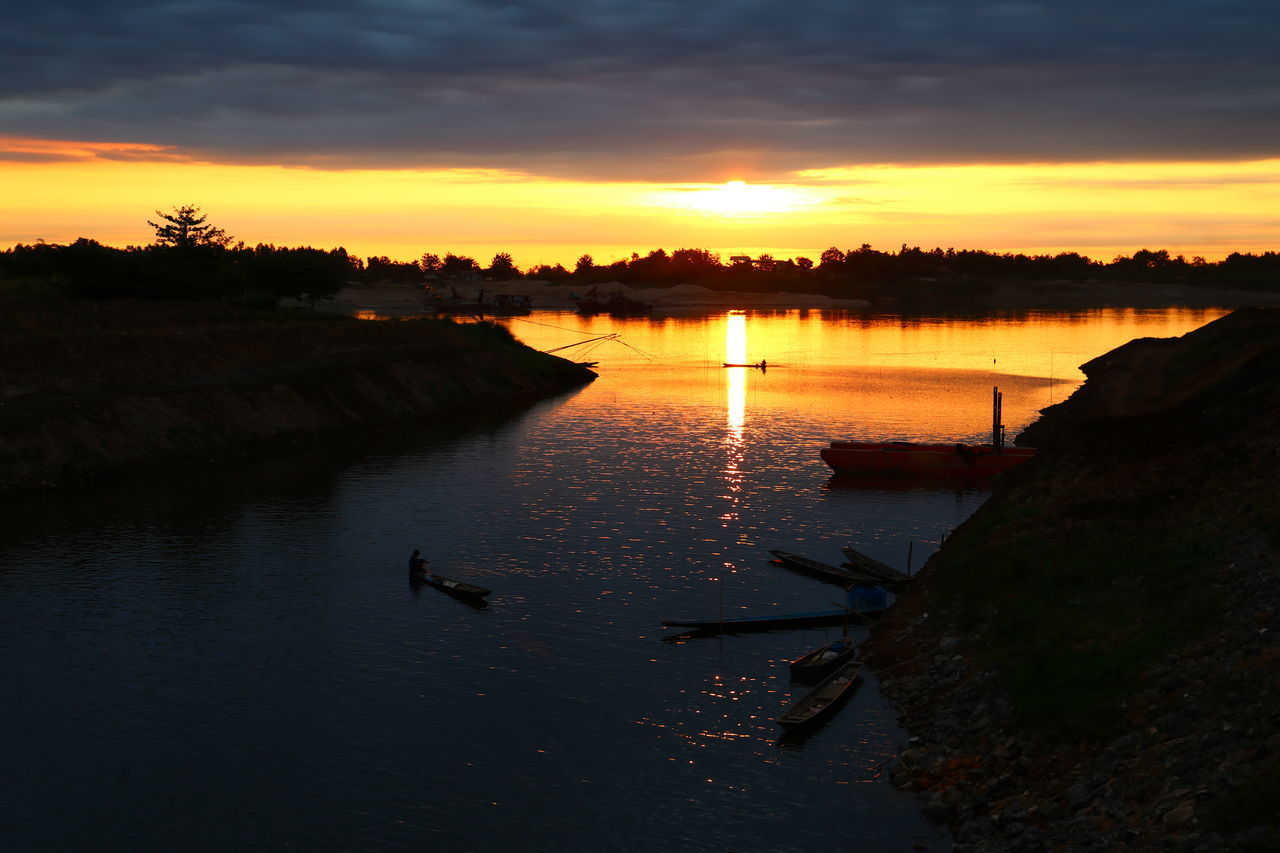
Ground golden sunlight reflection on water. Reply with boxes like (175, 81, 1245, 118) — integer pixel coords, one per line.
(507, 306, 1229, 445)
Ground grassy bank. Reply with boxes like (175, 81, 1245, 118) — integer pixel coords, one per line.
(0, 298, 595, 492)
(866, 307, 1280, 850)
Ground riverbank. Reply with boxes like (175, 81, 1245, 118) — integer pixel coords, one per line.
(865, 307, 1280, 851)
(0, 298, 595, 492)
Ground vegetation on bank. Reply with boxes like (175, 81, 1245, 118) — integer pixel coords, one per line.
(870, 307, 1280, 848)
(4, 205, 1279, 307)
(935, 506, 1224, 740)
(0, 297, 592, 493)
(1, 206, 353, 307)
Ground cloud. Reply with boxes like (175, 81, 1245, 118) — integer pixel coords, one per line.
(2, 0, 1278, 180)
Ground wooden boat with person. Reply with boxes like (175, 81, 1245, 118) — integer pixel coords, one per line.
(777, 660, 864, 729)
(789, 636, 856, 681)
(767, 549, 886, 587)
(411, 568, 492, 600)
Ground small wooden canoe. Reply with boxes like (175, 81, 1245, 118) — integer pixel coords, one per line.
(790, 637, 856, 680)
(413, 570, 492, 599)
(767, 549, 884, 586)
(662, 609, 851, 633)
(777, 661, 863, 729)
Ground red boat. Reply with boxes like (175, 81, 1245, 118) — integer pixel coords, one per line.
(821, 440, 1035, 475)
(820, 387, 1036, 476)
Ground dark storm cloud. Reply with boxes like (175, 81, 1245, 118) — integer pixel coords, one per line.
(3, 0, 1278, 179)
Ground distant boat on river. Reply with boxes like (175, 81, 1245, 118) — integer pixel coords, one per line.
(572, 285, 652, 316)
(428, 288, 533, 316)
(820, 386, 1036, 476)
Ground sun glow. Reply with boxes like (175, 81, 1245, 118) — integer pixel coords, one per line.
(662, 181, 816, 217)
(4, 134, 1280, 265)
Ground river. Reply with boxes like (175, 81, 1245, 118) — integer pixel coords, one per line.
(0, 305, 1227, 852)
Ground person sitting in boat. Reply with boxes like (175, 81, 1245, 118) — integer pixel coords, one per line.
(408, 549, 427, 573)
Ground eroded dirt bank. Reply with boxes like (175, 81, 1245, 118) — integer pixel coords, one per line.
(865, 307, 1280, 852)
(0, 299, 595, 492)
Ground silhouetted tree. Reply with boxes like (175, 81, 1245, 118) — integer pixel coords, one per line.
(441, 253, 480, 275)
(419, 253, 443, 273)
(364, 256, 421, 282)
(487, 252, 520, 278)
(527, 263, 571, 281)
(818, 247, 846, 268)
(665, 248, 722, 282)
(147, 205, 231, 248)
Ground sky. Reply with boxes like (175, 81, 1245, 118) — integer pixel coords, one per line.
(3, 0, 1278, 267)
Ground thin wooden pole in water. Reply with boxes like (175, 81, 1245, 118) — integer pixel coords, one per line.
(907, 541, 914, 576)
(718, 571, 724, 632)
(717, 571, 725, 655)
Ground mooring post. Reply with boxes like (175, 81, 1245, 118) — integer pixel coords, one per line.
(992, 386, 1005, 450)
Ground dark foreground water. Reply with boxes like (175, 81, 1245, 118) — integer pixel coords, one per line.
(0, 307, 1226, 852)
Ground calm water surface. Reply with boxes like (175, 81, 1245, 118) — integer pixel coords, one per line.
(0, 307, 1227, 852)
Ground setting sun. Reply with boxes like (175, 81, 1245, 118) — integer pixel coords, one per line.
(657, 180, 817, 218)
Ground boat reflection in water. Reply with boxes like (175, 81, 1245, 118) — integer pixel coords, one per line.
(824, 472, 995, 493)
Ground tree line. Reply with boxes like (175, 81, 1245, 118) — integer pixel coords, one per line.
(347, 243, 1280, 299)
(3, 205, 1278, 306)
(1, 207, 355, 307)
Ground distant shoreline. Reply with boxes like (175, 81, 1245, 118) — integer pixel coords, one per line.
(318, 278, 1280, 318)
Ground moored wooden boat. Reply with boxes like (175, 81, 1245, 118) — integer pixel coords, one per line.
(789, 636, 856, 681)
(662, 586, 894, 634)
(840, 546, 913, 584)
(662, 609, 852, 633)
(821, 440, 1036, 476)
(777, 660, 864, 729)
(821, 386, 1036, 477)
(767, 549, 885, 586)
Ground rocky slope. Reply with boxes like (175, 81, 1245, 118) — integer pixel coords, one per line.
(864, 307, 1280, 852)
(0, 299, 594, 492)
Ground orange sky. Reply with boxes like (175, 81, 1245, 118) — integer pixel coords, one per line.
(3, 137, 1278, 268)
